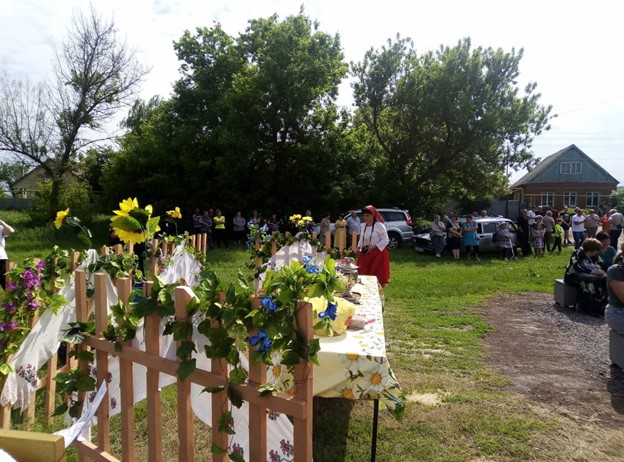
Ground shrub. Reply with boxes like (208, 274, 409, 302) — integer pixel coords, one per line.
(30, 177, 94, 224)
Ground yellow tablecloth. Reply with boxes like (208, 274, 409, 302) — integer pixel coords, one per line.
(312, 275, 405, 419)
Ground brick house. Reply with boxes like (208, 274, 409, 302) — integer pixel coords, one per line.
(510, 144, 619, 211)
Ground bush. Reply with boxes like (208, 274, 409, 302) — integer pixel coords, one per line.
(30, 177, 94, 224)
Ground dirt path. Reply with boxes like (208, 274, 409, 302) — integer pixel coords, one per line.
(482, 293, 624, 461)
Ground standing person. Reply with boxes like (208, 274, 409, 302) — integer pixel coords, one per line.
(517, 209, 532, 257)
(333, 215, 347, 249)
(0, 218, 15, 290)
(584, 209, 600, 239)
(600, 211, 611, 235)
(495, 221, 514, 260)
(319, 212, 331, 246)
(212, 209, 228, 249)
(357, 206, 390, 287)
(304, 209, 316, 234)
(232, 211, 246, 245)
(346, 210, 361, 248)
(200, 210, 213, 249)
(542, 211, 555, 252)
(192, 207, 203, 235)
(552, 218, 564, 253)
(562, 213, 572, 246)
(268, 213, 280, 233)
(461, 215, 480, 260)
(571, 208, 586, 249)
(446, 214, 462, 260)
(531, 216, 545, 256)
(430, 214, 446, 258)
(608, 208, 624, 249)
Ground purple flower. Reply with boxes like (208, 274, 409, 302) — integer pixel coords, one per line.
(261, 296, 277, 313)
(6, 282, 18, 291)
(2, 303, 17, 314)
(0, 322, 20, 332)
(318, 301, 338, 321)
(27, 300, 40, 311)
(36, 261, 46, 271)
(249, 329, 272, 353)
(231, 443, 244, 456)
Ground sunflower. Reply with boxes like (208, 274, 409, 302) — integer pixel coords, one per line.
(54, 208, 70, 229)
(166, 207, 182, 219)
(112, 197, 139, 218)
(110, 197, 160, 246)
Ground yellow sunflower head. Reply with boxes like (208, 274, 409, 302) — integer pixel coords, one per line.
(113, 197, 139, 217)
(54, 208, 70, 229)
(167, 207, 182, 219)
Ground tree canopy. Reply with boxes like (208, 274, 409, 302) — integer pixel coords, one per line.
(352, 36, 553, 215)
(104, 11, 371, 216)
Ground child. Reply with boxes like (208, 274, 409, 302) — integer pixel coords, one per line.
(532, 216, 545, 256)
(552, 217, 564, 253)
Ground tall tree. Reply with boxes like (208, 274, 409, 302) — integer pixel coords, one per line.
(352, 37, 553, 216)
(0, 6, 146, 212)
(107, 10, 367, 216)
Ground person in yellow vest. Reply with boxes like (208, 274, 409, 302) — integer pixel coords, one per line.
(213, 209, 228, 249)
(552, 217, 564, 253)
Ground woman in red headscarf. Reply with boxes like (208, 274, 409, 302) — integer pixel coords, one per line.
(357, 205, 390, 286)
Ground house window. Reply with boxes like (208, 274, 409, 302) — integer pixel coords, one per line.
(540, 192, 554, 208)
(586, 191, 600, 208)
(563, 191, 577, 208)
(560, 162, 582, 174)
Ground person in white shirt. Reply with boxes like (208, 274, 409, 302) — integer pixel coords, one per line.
(0, 219, 15, 290)
(571, 208, 586, 249)
(357, 205, 390, 287)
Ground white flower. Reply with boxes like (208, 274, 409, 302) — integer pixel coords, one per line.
(340, 352, 366, 377)
(362, 363, 390, 394)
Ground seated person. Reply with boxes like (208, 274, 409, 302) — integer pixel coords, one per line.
(564, 238, 608, 315)
(597, 231, 616, 267)
(606, 247, 624, 335)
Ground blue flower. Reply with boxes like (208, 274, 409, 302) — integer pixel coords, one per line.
(261, 296, 277, 313)
(249, 329, 272, 353)
(306, 264, 320, 274)
(318, 301, 338, 321)
(302, 255, 313, 265)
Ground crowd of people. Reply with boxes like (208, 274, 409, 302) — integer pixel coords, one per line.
(190, 206, 392, 287)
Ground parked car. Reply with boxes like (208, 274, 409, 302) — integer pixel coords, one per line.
(323, 208, 414, 249)
(412, 217, 519, 254)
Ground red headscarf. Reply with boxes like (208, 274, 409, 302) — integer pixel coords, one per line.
(363, 205, 384, 224)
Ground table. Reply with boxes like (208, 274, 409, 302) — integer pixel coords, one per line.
(313, 275, 405, 419)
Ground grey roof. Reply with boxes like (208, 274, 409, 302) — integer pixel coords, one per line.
(510, 144, 619, 187)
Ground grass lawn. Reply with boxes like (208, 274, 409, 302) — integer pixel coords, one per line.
(4, 211, 575, 461)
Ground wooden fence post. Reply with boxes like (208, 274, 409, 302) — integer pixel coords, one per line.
(75, 269, 89, 462)
(144, 280, 162, 462)
(94, 272, 111, 454)
(248, 297, 267, 462)
(351, 232, 358, 252)
(293, 301, 314, 461)
(117, 277, 135, 461)
(212, 293, 229, 462)
(175, 287, 194, 462)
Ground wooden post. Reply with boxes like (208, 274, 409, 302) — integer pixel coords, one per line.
(150, 239, 159, 277)
(114, 244, 123, 255)
(74, 270, 89, 462)
(255, 239, 260, 270)
(212, 292, 229, 462)
(293, 301, 313, 461)
(324, 231, 331, 251)
(94, 272, 111, 454)
(248, 297, 267, 462)
(117, 277, 135, 461)
(175, 287, 194, 462)
(100, 245, 110, 256)
(271, 239, 277, 256)
(202, 233, 208, 254)
(351, 232, 358, 252)
(144, 280, 163, 462)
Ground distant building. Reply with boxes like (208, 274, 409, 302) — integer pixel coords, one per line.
(510, 144, 619, 211)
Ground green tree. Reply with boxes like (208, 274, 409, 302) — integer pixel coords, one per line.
(352, 36, 553, 216)
(0, 7, 146, 214)
(106, 10, 368, 217)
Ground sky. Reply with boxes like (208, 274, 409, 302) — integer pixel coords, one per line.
(2, 0, 624, 184)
